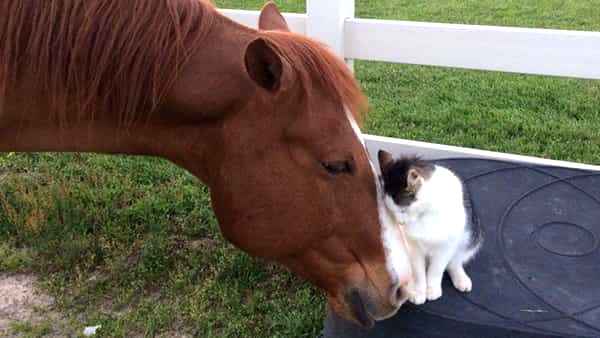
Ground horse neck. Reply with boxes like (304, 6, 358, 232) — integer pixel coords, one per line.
(0, 11, 255, 184)
(0, 85, 166, 154)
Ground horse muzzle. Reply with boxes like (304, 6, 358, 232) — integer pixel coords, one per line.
(344, 285, 408, 328)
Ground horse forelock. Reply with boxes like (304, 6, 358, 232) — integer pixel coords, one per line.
(259, 31, 368, 125)
(0, 0, 215, 126)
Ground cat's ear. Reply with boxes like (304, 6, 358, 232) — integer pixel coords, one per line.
(378, 150, 394, 172)
(407, 168, 424, 193)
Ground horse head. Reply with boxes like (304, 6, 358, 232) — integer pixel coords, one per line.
(164, 3, 412, 327)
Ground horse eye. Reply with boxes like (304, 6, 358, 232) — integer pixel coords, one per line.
(322, 160, 354, 176)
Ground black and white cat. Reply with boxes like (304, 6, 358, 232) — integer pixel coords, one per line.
(378, 150, 482, 304)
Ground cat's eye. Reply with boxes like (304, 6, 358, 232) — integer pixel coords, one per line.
(322, 160, 354, 176)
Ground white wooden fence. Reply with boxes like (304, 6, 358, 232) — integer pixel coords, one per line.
(221, 1, 600, 170)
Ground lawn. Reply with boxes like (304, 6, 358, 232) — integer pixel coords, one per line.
(1, 1, 599, 337)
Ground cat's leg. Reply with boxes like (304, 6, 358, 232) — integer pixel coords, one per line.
(447, 263, 472, 292)
(407, 248, 427, 305)
(447, 248, 474, 292)
(426, 246, 455, 301)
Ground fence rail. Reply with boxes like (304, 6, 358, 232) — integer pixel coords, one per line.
(221, 8, 600, 80)
(345, 19, 600, 80)
(363, 135, 600, 172)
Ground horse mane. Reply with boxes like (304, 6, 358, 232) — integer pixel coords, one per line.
(259, 31, 368, 124)
(0, 0, 215, 126)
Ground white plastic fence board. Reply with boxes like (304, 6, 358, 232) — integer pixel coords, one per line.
(306, 0, 354, 66)
(364, 135, 600, 172)
(221, 9, 600, 79)
(220, 9, 307, 34)
(345, 19, 600, 79)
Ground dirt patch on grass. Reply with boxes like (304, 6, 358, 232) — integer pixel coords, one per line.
(0, 273, 54, 335)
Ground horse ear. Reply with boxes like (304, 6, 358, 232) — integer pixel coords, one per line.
(378, 150, 394, 172)
(258, 1, 290, 31)
(245, 38, 287, 92)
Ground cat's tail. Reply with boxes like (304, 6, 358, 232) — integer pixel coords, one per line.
(462, 182, 484, 264)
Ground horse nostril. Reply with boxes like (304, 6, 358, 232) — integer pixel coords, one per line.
(396, 286, 406, 302)
(391, 278, 410, 306)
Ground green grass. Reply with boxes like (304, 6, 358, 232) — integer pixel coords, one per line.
(10, 320, 54, 338)
(356, 0, 600, 30)
(1, 153, 324, 337)
(1, 1, 599, 337)
(360, 63, 600, 163)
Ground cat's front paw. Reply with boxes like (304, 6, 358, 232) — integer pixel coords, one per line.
(408, 289, 426, 305)
(452, 274, 472, 292)
(426, 286, 442, 301)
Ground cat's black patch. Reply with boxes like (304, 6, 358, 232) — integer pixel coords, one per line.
(380, 156, 435, 207)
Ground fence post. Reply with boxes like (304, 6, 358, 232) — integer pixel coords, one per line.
(306, 0, 355, 70)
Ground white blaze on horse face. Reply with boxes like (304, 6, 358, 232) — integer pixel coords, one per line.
(344, 110, 412, 302)
(346, 110, 365, 147)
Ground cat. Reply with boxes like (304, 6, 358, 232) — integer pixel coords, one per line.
(377, 150, 482, 305)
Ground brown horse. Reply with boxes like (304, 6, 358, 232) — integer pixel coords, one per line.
(0, 0, 411, 327)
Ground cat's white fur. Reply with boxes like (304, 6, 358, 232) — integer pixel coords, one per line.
(384, 165, 479, 304)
